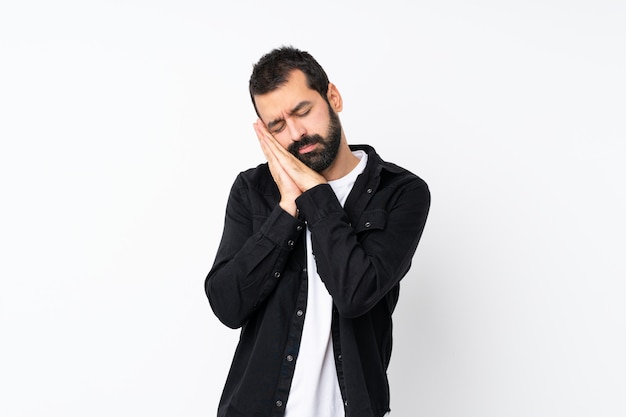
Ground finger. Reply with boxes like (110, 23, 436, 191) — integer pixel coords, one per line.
(254, 121, 293, 186)
(253, 120, 322, 189)
(253, 119, 297, 162)
(253, 118, 271, 137)
(254, 120, 279, 162)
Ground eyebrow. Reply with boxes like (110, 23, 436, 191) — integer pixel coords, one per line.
(266, 100, 313, 130)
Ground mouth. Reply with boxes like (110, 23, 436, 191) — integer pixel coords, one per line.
(298, 143, 318, 154)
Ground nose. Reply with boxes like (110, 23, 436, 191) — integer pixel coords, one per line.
(286, 119, 306, 142)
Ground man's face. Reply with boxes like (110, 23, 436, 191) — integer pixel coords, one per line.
(286, 104, 341, 172)
(254, 70, 343, 172)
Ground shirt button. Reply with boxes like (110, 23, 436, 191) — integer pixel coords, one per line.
(296, 225, 303, 231)
(296, 309, 304, 317)
(366, 188, 373, 194)
(303, 267, 307, 272)
(274, 271, 281, 278)
(286, 355, 294, 362)
(344, 400, 349, 407)
(337, 354, 342, 361)
(287, 239, 294, 247)
(276, 400, 283, 407)
(364, 221, 371, 228)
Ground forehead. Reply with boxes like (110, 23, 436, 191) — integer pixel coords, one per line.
(254, 70, 322, 121)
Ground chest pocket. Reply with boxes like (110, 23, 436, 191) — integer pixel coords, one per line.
(354, 209, 388, 233)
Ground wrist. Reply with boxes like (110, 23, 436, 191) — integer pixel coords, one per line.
(279, 200, 298, 218)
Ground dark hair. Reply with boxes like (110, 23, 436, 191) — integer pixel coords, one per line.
(249, 46, 330, 115)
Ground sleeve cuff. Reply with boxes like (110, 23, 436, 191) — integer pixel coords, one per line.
(259, 204, 306, 247)
(295, 184, 344, 225)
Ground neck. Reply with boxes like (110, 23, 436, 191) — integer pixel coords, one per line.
(321, 141, 359, 181)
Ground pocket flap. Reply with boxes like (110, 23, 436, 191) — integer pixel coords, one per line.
(354, 209, 388, 233)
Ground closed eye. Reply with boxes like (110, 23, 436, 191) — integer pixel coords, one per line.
(269, 120, 286, 134)
(295, 108, 311, 117)
(267, 101, 312, 134)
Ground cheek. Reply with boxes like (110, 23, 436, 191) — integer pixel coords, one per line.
(307, 110, 331, 135)
(314, 106, 329, 120)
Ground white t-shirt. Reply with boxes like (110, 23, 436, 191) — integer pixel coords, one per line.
(285, 151, 368, 417)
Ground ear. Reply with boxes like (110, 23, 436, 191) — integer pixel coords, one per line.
(326, 82, 343, 112)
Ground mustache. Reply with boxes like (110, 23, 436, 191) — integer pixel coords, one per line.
(288, 134, 323, 155)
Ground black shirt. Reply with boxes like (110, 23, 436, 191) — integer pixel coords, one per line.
(205, 145, 430, 417)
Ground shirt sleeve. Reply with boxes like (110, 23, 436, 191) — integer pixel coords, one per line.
(295, 178, 430, 318)
(205, 173, 305, 328)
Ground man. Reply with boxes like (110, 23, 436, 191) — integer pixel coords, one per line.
(205, 46, 430, 417)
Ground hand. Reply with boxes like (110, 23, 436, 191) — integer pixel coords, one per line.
(254, 120, 326, 216)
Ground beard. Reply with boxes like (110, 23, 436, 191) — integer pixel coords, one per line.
(287, 104, 342, 172)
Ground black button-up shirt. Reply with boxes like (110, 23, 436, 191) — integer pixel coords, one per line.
(205, 145, 430, 417)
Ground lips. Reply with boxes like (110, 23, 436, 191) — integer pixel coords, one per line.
(288, 135, 324, 158)
(298, 143, 318, 154)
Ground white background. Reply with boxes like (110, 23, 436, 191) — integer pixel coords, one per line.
(1, 1, 624, 416)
